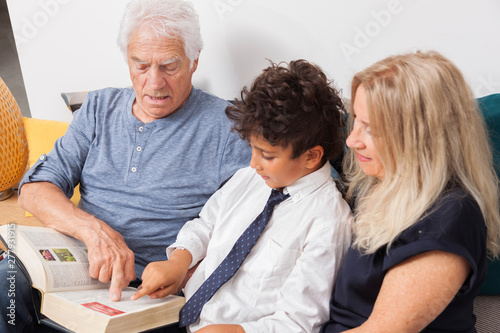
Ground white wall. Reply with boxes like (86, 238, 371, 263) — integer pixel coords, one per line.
(7, 0, 500, 122)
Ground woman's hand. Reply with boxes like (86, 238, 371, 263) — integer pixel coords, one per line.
(348, 250, 470, 333)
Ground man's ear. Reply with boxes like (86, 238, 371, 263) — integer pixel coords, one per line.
(191, 56, 199, 72)
(305, 145, 324, 169)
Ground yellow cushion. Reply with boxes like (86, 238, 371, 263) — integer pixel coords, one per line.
(22, 117, 81, 215)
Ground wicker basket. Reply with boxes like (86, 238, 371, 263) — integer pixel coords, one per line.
(0, 76, 29, 200)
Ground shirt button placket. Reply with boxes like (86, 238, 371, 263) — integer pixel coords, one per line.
(130, 125, 145, 178)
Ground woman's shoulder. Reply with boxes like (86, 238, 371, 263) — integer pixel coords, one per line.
(423, 189, 484, 229)
(394, 188, 487, 258)
(383, 188, 487, 276)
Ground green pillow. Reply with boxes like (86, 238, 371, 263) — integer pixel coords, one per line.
(479, 94, 500, 176)
(477, 93, 500, 295)
(479, 259, 500, 295)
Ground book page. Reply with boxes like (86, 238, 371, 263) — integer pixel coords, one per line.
(42, 287, 185, 332)
(19, 226, 108, 292)
(50, 287, 182, 315)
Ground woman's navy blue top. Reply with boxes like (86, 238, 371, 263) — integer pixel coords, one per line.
(321, 190, 488, 333)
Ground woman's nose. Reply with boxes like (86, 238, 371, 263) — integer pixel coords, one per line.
(346, 127, 364, 149)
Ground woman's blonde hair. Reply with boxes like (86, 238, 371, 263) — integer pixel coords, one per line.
(344, 51, 500, 257)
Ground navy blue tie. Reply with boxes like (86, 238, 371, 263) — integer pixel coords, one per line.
(178, 189, 289, 327)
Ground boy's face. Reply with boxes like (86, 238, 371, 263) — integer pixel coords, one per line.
(249, 135, 312, 190)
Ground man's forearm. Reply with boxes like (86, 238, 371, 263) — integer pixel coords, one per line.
(18, 182, 104, 243)
(19, 181, 136, 295)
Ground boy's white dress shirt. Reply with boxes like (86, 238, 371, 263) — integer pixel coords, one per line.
(168, 162, 353, 333)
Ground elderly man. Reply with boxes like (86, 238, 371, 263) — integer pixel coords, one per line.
(1, 0, 250, 331)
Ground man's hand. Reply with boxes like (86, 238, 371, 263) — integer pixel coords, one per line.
(19, 182, 136, 301)
(131, 249, 192, 301)
(83, 222, 136, 301)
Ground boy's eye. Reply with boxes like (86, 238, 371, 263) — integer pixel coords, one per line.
(262, 155, 274, 161)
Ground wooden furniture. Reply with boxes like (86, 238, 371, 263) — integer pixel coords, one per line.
(0, 190, 41, 250)
(0, 190, 41, 226)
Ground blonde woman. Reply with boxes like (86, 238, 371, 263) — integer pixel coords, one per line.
(321, 51, 500, 333)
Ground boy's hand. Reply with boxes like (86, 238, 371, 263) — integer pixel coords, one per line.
(131, 249, 192, 301)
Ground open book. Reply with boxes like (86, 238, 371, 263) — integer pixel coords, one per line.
(0, 224, 185, 333)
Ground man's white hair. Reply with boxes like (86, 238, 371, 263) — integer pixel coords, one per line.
(117, 0, 203, 67)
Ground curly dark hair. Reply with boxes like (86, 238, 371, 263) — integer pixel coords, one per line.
(226, 59, 345, 163)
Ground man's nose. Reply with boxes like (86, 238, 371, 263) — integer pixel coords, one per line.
(148, 68, 166, 90)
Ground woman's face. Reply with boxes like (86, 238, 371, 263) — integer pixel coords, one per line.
(346, 85, 385, 179)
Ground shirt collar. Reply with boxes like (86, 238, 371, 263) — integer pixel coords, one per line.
(283, 161, 333, 202)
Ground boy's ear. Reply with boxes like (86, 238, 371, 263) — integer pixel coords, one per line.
(305, 145, 324, 169)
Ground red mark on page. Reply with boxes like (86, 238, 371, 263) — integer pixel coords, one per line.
(82, 302, 125, 316)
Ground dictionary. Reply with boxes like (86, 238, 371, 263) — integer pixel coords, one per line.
(0, 224, 185, 333)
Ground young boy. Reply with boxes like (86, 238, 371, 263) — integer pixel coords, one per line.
(132, 60, 353, 333)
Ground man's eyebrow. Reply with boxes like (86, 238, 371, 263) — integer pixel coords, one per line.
(129, 57, 180, 65)
(130, 56, 147, 64)
(160, 57, 180, 66)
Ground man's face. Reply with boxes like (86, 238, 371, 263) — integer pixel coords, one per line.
(127, 25, 198, 123)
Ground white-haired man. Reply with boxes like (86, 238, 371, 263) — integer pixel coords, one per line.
(1, 1, 250, 331)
